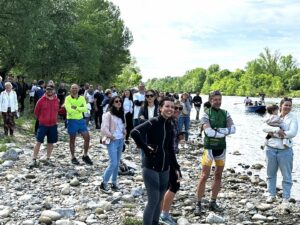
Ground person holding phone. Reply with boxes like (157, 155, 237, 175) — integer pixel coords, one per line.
(131, 97, 181, 225)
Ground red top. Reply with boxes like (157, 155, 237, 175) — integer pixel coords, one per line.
(34, 95, 59, 126)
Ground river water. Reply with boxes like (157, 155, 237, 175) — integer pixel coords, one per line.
(189, 95, 300, 199)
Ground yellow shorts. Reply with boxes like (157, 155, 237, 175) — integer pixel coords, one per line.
(201, 148, 226, 167)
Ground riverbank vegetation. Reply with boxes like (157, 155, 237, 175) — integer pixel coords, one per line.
(0, 0, 142, 88)
(146, 48, 300, 97)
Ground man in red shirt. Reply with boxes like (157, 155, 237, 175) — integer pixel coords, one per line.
(29, 84, 59, 168)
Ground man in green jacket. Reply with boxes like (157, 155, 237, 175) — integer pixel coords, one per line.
(65, 84, 93, 165)
(194, 90, 236, 215)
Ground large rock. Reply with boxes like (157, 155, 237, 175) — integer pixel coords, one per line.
(55, 219, 74, 225)
(22, 220, 35, 225)
(1, 149, 19, 161)
(70, 177, 80, 187)
(61, 184, 71, 195)
(38, 216, 52, 225)
(177, 217, 190, 225)
(251, 163, 264, 170)
(256, 203, 273, 211)
(2, 160, 14, 167)
(252, 214, 267, 221)
(0, 208, 11, 218)
(53, 208, 75, 218)
(206, 212, 225, 223)
(41, 210, 62, 221)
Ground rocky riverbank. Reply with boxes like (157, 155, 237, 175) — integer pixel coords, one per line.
(0, 121, 299, 225)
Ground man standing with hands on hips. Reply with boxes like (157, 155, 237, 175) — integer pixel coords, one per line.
(65, 84, 93, 165)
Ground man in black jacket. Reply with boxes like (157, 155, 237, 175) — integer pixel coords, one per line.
(192, 92, 202, 120)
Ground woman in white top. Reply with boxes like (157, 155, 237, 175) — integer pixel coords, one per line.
(100, 96, 126, 192)
(263, 97, 298, 203)
(122, 90, 133, 144)
(138, 89, 159, 124)
(0, 82, 18, 136)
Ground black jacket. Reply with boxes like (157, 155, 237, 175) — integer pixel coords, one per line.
(131, 116, 180, 172)
(138, 104, 159, 124)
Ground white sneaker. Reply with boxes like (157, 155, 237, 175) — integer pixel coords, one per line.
(266, 196, 276, 203)
(282, 198, 290, 204)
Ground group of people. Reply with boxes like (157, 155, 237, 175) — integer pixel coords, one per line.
(0, 76, 297, 225)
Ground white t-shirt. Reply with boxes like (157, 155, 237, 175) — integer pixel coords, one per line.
(133, 92, 145, 119)
(113, 117, 124, 139)
(123, 98, 133, 114)
(148, 105, 155, 119)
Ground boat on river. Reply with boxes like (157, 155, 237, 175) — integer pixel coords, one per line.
(245, 105, 266, 113)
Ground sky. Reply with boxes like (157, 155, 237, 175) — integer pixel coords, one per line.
(111, 0, 300, 80)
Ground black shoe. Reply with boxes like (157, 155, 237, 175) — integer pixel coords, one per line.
(28, 159, 39, 169)
(194, 201, 202, 216)
(111, 184, 120, 191)
(71, 157, 80, 165)
(82, 155, 93, 165)
(208, 200, 221, 211)
(100, 182, 111, 194)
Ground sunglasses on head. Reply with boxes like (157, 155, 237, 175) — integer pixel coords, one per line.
(114, 100, 122, 103)
(174, 106, 183, 111)
(146, 94, 154, 98)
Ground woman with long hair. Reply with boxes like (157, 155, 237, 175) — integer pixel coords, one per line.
(138, 89, 159, 124)
(122, 89, 133, 144)
(131, 97, 181, 225)
(100, 96, 126, 192)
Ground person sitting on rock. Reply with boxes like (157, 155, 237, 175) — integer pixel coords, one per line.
(195, 90, 236, 215)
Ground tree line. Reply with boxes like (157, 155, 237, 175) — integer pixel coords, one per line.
(146, 48, 300, 97)
(0, 0, 142, 88)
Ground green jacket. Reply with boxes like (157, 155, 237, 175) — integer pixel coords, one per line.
(204, 108, 227, 150)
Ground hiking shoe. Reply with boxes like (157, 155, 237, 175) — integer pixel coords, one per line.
(266, 196, 276, 203)
(100, 182, 111, 194)
(28, 159, 39, 169)
(44, 159, 55, 167)
(194, 201, 202, 216)
(208, 200, 221, 211)
(160, 213, 178, 225)
(111, 183, 120, 191)
(82, 155, 93, 165)
(71, 157, 80, 165)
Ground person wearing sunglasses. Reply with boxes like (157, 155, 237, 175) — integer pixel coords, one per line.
(195, 90, 236, 215)
(138, 89, 159, 124)
(100, 96, 126, 193)
(160, 100, 183, 225)
(262, 97, 298, 204)
(131, 97, 181, 225)
(178, 92, 191, 141)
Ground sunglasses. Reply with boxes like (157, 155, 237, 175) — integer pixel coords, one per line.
(114, 100, 122, 103)
(146, 94, 154, 98)
(174, 106, 183, 111)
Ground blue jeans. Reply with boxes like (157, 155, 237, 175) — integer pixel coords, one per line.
(103, 138, 124, 184)
(265, 145, 293, 199)
(178, 116, 190, 141)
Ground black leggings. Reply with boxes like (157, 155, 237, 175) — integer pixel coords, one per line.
(168, 167, 180, 193)
(125, 112, 133, 140)
(142, 168, 169, 225)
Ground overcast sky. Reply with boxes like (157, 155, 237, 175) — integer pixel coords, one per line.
(111, 0, 300, 80)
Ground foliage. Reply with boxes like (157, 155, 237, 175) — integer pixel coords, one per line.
(0, 0, 133, 86)
(123, 217, 142, 225)
(146, 48, 300, 97)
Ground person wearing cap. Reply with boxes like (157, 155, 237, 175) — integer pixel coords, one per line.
(28, 85, 59, 168)
(0, 82, 18, 136)
(194, 90, 236, 215)
(65, 84, 93, 165)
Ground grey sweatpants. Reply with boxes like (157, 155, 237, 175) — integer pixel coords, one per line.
(142, 167, 169, 225)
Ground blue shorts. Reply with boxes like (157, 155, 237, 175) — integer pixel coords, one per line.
(37, 125, 58, 144)
(67, 119, 88, 136)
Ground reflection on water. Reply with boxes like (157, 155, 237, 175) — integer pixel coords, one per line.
(190, 95, 300, 199)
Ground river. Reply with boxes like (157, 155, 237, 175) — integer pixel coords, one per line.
(189, 95, 300, 199)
